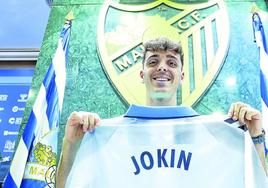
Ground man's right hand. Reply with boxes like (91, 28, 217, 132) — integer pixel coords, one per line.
(57, 111, 100, 188)
(64, 111, 101, 144)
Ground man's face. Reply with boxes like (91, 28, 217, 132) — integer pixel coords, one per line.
(140, 50, 184, 99)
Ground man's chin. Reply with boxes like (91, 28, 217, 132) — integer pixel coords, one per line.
(152, 82, 172, 88)
(150, 91, 172, 100)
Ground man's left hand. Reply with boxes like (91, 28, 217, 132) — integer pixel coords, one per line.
(228, 102, 263, 137)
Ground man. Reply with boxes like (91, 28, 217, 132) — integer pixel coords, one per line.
(56, 37, 267, 187)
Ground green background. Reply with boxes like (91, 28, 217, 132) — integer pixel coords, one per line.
(21, 0, 268, 150)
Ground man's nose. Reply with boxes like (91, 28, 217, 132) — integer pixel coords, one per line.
(157, 62, 167, 72)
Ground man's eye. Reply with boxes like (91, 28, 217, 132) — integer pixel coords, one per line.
(148, 60, 157, 66)
(168, 61, 177, 68)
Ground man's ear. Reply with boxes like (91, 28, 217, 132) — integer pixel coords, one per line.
(140, 71, 144, 83)
(180, 71, 185, 82)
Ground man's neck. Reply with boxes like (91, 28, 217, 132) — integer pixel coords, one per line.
(147, 95, 177, 106)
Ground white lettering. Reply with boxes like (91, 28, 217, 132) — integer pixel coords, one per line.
(18, 94, 28, 102)
(8, 117, 15, 124)
(3, 131, 18, 136)
(15, 118, 22, 125)
(115, 56, 132, 71)
(177, 19, 190, 30)
(0, 94, 8, 101)
(4, 140, 16, 151)
(191, 11, 201, 22)
(12, 106, 25, 112)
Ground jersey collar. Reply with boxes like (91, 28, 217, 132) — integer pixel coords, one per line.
(124, 105, 199, 119)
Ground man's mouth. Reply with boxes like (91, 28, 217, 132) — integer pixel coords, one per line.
(152, 76, 171, 82)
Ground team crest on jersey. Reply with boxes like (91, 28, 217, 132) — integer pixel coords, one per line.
(97, 0, 229, 106)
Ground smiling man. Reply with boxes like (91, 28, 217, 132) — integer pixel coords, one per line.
(140, 37, 184, 106)
(56, 37, 267, 188)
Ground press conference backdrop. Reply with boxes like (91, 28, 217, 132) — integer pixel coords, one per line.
(22, 0, 268, 155)
(0, 69, 34, 182)
(2, 0, 266, 186)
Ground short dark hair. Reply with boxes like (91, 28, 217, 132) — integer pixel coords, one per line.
(142, 37, 184, 66)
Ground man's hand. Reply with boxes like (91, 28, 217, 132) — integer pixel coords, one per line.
(64, 111, 101, 144)
(228, 102, 268, 176)
(228, 102, 263, 137)
(56, 111, 101, 188)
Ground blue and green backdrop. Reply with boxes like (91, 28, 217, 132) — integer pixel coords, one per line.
(22, 0, 268, 152)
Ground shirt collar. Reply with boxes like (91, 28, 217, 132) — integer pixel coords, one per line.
(124, 105, 199, 119)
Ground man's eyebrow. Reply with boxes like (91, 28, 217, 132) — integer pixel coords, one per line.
(166, 54, 179, 60)
(147, 54, 159, 59)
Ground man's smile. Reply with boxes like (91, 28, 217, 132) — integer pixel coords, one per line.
(153, 77, 171, 81)
(152, 73, 172, 83)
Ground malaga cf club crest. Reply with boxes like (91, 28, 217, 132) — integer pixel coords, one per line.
(97, 0, 229, 106)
